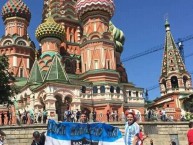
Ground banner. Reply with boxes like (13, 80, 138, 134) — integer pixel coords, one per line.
(45, 120, 124, 145)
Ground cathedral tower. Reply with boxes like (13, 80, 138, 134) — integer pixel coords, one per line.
(149, 20, 193, 120)
(35, 13, 65, 74)
(75, 0, 119, 82)
(160, 20, 192, 96)
(0, 0, 35, 78)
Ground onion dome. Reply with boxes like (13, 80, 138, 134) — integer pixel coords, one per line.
(109, 22, 125, 53)
(35, 16, 65, 42)
(75, 0, 115, 20)
(2, 0, 31, 22)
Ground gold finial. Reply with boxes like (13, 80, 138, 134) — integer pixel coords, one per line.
(48, 0, 52, 17)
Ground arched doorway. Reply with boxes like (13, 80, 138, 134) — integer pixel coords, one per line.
(55, 95, 73, 121)
(171, 76, 179, 89)
(55, 95, 64, 121)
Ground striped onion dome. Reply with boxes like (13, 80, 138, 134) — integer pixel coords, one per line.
(75, 0, 115, 20)
(2, 0, 31, 22)
(109, 22, 125, 53)
(35, 16, 65, 42)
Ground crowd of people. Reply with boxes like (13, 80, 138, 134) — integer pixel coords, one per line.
(0, 109, 192, 145)
(62, 109, 97, 123)
(146, 109, 187, 122)
(16, 109, 48, 125)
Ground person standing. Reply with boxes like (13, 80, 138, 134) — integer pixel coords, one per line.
(37, 110, 42, 123)
(43, 109, 47, 124)
(120, 112, 140, 145)
(187, 121, 193, 145)
(76, 109, 80, 122)
(79, 113, 88, 123)
(93, 111, 96, 122)
(31, 131, 44, 145)
(138, 128, 148, 145)
(106, 110, 110, 122)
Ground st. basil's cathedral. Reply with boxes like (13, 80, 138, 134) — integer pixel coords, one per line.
(0, 0, 192, 122)
(0, 0, 144, 121)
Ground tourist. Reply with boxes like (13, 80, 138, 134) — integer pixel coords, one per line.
(76, 109, 81, 122)
(37, 110, 42, 123)
(30, 111, 34, 124)
(1, 112, 4, 125)
(79, 113, 88, 123)
(64, 110, 67, 122)
(0, 130, 6, 145)
(170, 139, 176, 145)
(31, 131, 44, 145)
(106, 110, 110, 122)
(70, 111, 75, 122)
(150, 139, 154, 145)
(22, 110, 27, 124)
(43, 109, 47, 124)
(93, 111, 96, 122)
(161, 108, 166, 121)
(121, 112, 140, 145)
(18, 110, 21, 121)
(147, 109, 152, 121)
(7, 110, 10, 125)
(187, 121, 193, 145)
(138, 128, 148, 145)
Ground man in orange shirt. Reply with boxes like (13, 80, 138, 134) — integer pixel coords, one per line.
(187, 121, 193, 145)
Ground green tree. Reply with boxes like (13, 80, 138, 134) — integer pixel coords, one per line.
(0, 54, 16, 104)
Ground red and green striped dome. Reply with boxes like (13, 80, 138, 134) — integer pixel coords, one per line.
(75, 0, 115, 20)
(35, 16, 65, 42)
(2, 0, 31, 22)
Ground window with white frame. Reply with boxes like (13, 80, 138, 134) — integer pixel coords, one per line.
(94, 60, 98, 69)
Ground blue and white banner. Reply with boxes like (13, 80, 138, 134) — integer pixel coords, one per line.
(45, 120, 124, 145)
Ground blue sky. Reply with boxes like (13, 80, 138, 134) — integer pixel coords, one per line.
(0, 1, 193, 100)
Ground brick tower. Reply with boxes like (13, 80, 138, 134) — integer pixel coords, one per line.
(0, 0, 35, 78)
(151, 20, 193, 120)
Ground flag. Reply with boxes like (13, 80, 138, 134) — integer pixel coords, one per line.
(45, 120, 124, 145)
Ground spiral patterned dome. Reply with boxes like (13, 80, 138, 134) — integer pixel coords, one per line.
(2, 0, 31, 22)
(109, 22, 125, 53)
(75, 0, 115, 20)
(35, 16, 65, 42)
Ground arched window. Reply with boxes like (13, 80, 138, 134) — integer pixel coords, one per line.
(116, 87, 120, 94)
(17, 41, 26, 46)
(100, 86, 105, 93)
(19, 68, 23, 77)
(171, 76, 179, 89)
(183, 76, 188, 88)
(81, 86, 86, 93)
(93, 86, 98, 94)
(3, 40, 12, 46)
(110, 86, 114, 93)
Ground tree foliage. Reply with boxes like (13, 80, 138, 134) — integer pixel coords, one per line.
(0, 54, 16, 104)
